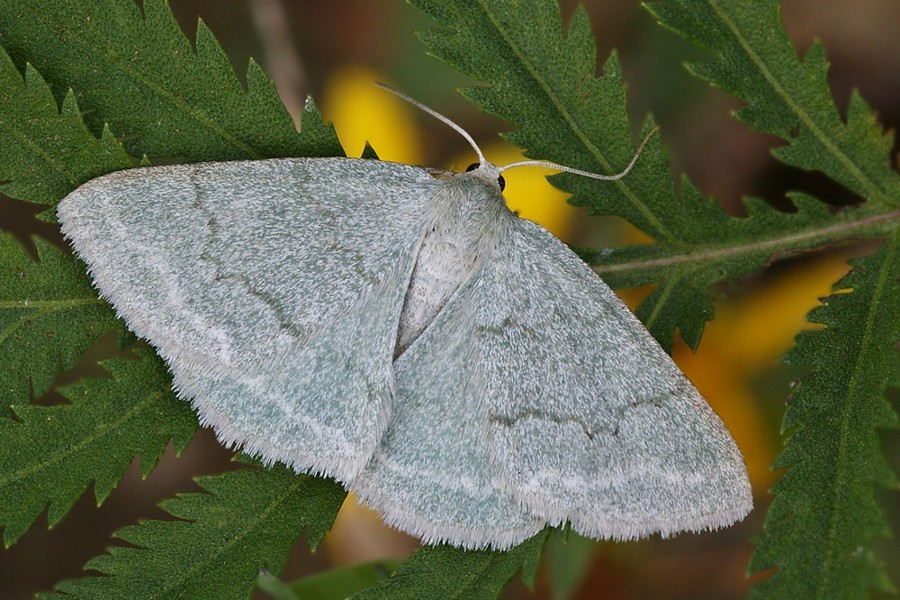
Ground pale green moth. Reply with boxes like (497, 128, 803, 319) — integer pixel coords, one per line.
(57, 87, 751, 550)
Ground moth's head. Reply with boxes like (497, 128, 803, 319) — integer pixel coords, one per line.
(462, 162, 506, 192)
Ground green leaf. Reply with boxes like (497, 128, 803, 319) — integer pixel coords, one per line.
(747, 232, 899, 598)
(0, 346, 196, 546)
(412, 0, 673, 240)
(648, 0, 897, 208)
(0, 0, 343, 162)
(0, 232, 123, 404)
(47, 463, 346, 599)
(0, 47, 131, 206)
(352, 530, 548, 600)
(273, 559, 403, 600)
(641, 0, 900, 594)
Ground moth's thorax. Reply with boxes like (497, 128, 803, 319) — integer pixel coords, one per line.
(395, 170, 510, 356)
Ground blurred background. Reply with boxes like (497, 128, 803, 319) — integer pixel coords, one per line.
(1, 0, 898, 598)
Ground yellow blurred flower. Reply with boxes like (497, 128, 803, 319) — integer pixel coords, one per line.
(320, 66, 422, 164)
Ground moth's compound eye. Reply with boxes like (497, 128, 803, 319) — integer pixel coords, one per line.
(465, 163, 480, 172)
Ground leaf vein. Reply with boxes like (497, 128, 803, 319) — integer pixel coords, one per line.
(0, 299, 102, 345)
(474, 0, 672, 241)
(149, 475, 308, 599)
(819, 232, 898, 598)
(644, 270, 684, 330)
(0, 390, 164, 488)
(594, 210, 900, 275)
(25, 4, 260, 159)
(707, 0, 885, 203)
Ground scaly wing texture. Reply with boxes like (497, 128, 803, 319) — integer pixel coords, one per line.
(351, 272, 545, 550)
(57, 158, 436, 480)
(480, 218, 752, 540)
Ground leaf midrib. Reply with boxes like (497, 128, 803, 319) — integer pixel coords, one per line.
(0, 390, 164, 487)
(643, 269, 685, 330)
(706, 0, 888, 205)
(818, 231, 898, 598)
(0, 298, 102, 345)
(22, 1, 260, 159)
(451, 554, 509, 600)
(149, 475, 308, 599)
(594, 209, 900, 275)
(473, 0, 673, 242)
(0, 298, 100, 309)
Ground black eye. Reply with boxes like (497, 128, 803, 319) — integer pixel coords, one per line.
(465, 163, 479, 172)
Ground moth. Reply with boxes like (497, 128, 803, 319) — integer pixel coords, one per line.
(57, 87, 751, 549)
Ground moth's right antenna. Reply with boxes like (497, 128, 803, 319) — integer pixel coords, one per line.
(499, 126, 659, 180)
(375, 82, 486, 167)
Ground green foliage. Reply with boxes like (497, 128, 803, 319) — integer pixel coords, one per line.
(747, 234, 900, 598)
(0, 0, 342, 163)
(649, 0, 897, 208)
(0, 49, 130, 207)
(0, 0, 896, 599)
(352, 530, 547, 599)
(646, 1, 900, 596)
(410, 0, 899, 351)
(48, 463, 345, 599)
(0, 232, 124, 404)
(0, 346, 196, 546)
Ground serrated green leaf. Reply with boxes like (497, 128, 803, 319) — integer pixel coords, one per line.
(47, 464, 345, 600)
(640, 1, 900, 593)
(648, 0, 898, 209)
(0, 0, 343, 162)
(0, 232, 123, 403)
(412, 0, 674, 240)
(352, 530, 548, 600)
(0, 44, 130, 206)
(747, 232, 899, 598)
(0, 346, 196, 546)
